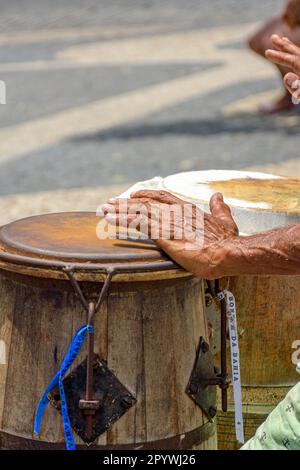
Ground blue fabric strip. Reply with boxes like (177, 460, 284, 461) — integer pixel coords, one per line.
(34, 324, 94, 450)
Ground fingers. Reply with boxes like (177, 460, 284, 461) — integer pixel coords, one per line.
(104, 209, 179, 241)
(104, 193, 190, 220)
(105, 212, 152, 236)
(270, 34, 300, 55)
(104, 199, 149, 211)
(103, 192, 239, 242)
(284, 72, 300, 97)
(102, 195, 201, 242)
(269, 34, 287, 52)
(102, 198, 162, 222)
(103, 199, 170, 240)
(266, 35, 300, 74)
(130, 190, 183, 205)
(105, 191, 183, 213)
(104, 197, 202, 237)
(209, 193, 238, 234)
(265, 47, 297, 69)
(265, 34, 300, 98)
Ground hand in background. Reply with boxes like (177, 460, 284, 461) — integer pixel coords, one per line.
(266, 34, 300, 98)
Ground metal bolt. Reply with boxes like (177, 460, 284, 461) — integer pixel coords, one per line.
(205, 295, 212, 307)
(189, 382, 198, 395)
(209, 406, 217, 418)
(121, 396, 132, 409)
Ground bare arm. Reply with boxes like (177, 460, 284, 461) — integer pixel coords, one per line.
(220, 224, 300, 277)
(283, 0, 300, 28)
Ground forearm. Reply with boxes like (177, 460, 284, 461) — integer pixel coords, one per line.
(220, 224, 300, 277)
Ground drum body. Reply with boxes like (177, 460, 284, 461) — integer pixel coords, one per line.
(216, 275, 300, 449)
(0, 212, 216, 450)
(162, 170, 300, 449)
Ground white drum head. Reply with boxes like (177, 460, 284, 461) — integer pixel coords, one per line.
(162, 170, 300, 234)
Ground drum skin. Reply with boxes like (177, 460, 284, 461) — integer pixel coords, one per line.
(0, 212, 216, 450)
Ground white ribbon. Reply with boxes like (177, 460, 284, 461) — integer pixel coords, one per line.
(225, 290, 244, 444)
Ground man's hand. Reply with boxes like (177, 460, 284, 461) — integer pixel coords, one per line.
(103, 190, 300, 277)
(266, 34, 300, 97)
(103, 191, 239, 279)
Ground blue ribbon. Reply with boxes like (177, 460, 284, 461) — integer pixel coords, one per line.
(34, 324, 94, 450)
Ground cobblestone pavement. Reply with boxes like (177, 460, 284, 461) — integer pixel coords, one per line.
(1, 0, 300, 226)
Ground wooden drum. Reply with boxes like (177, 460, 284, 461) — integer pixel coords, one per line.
(0, 212, 216, 450)
(162, 170, 300, 449)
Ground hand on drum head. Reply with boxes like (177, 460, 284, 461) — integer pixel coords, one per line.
(266, 35, 300, 101)
(102, 191, 239, 280)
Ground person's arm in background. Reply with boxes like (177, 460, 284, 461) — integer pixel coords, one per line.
(284, 0, 300, 28)
(103, 191, 300, 279)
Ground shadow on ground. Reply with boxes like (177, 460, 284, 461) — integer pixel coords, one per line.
(71, 112, 300, 142)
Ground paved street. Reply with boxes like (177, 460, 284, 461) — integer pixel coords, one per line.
(1, 0, 299, 225)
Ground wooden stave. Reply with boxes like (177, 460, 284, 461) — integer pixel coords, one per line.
(215, 274, 300, 449)
(0, 268, 216, 450)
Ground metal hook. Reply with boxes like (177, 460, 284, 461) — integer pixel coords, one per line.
(63, 266, 115, 440)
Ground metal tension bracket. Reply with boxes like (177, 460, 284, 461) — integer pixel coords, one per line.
(49, 266, 136, 444)
(186, 280, 230, 421)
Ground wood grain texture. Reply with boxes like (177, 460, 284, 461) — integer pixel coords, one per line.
(216, 274, 300, 450)
(2, 281, 42, 435)
(230, 275, 300, 386)
(0, 270, 216, 450)
(106, 290, 146, 445)
(0, 276, 15, 428)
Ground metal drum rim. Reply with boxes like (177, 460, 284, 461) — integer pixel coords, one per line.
(0, 251, 190, 282)
(0, 211, 188, 280)
(0, 211, 166, 262)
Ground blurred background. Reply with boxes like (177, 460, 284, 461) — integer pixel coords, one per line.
(0, 0, 298, 225)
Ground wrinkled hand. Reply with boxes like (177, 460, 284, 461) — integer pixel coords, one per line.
(266, 34, 300, 98)
(102, 190, 239, 279)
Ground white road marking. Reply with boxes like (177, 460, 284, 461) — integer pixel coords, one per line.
(0, 21, 291, 223)
(0, 58, 272, 165)
(223, 89, 280, 115)
(56, 24, 258, 64)
(0, 24, 174, 46)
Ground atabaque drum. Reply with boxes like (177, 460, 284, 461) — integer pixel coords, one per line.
(0, 212, 216, 450)
(162, 170, 300, 449)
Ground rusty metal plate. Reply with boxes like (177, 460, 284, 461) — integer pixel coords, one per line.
(186, 337, 217, 422)
(49, 354, 136, 444)
(0, 212, 167, 263)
